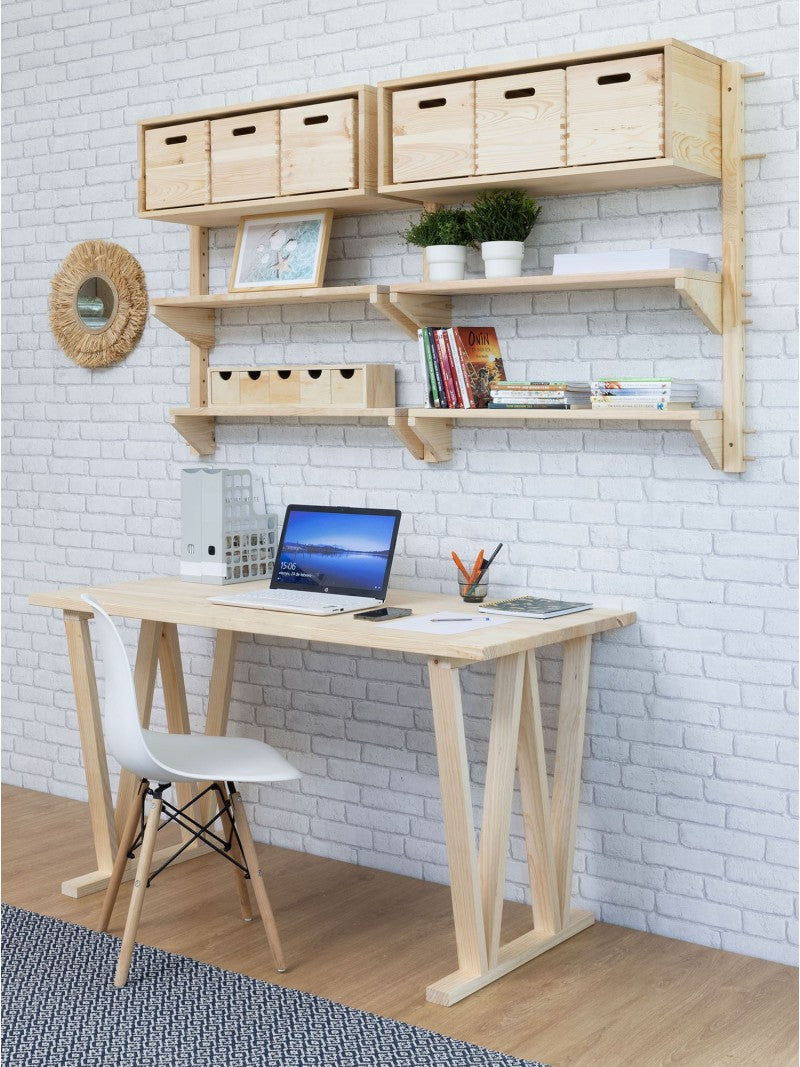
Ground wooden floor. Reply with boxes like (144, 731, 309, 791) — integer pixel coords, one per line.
(2, 785, 796, 1066)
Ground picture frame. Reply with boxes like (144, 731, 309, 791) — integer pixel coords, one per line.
(229, 210, 333, 293)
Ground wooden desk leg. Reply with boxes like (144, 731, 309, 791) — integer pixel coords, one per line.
(63, 610, 117, 875)
(114, 620, 161, 841)
(426, 659, 488, 986)
(198, 630, 239, 824)
(427, 639, 596, 1006)
(159, 623, 196, 838)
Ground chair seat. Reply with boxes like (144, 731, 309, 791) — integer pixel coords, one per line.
(142, 731, 301, 785)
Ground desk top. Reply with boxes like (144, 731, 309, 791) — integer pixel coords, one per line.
(30, 578, 636, 664)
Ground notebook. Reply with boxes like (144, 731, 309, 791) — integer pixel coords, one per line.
(483, 596, 592, 620)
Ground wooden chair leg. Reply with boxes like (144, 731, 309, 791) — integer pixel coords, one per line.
(215, 781, 253, 922)
(99, 779, 149, 932)
(114, 791, 163, 988)
(229, 788, 286, 972)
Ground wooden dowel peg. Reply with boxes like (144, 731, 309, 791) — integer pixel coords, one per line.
(741, 71, 765, 79)
(743, 291, 752, 298)
(743, 318, 753, 325)
(742, 153, 766, 160)
(744, 455, 755, 462)
(744, 429, 756, 435)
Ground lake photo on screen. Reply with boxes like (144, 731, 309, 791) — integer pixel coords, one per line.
(276, 510, 397, 592)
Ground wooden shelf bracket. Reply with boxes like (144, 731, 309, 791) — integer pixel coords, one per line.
(171, 411, 216, 455)
(690, 419, 723, 470)
(371, 291, 452, 338)
(408, 414, 453, 463)
(675, 276, 723, 333)
(153, 305, 216, 348)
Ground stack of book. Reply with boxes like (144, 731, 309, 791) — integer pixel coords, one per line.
(418, 326, 506, 409)
(590, 378, 699, 410)
(488, 382, 592, 409)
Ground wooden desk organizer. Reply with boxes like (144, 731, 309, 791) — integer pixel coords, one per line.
(209, 364, 396, 410)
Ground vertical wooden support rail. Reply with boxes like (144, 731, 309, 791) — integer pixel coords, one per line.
(189, 225, 211, 460)
(721, 62, 746, 472)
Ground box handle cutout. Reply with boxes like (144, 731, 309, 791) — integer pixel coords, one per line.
(597, 72, 631, 85)
(419, 98, 446, 109)
(165, 134, 187, 145)
(277, 369, 293, 380)
(303, 114, 328, 126)
(505, 87, 536, 99)
(339, 368, 356, 379)
(233, 125, 256, 136)
(219, 371, 233, 381)
(247, 371, 261, 380)
(307, 369, 323, 379)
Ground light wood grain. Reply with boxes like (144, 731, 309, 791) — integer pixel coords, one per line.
(114, 621, 160, 840)
(551, 637, 593, 916)
(100, 779, 148, 932)
(665, 44, 722, 178)
(392, 80, 475, 183)
(158, 625, 196, 839)
(188, 226, 210, 411)
(210, 110, 280, 203)
(566, 54, 664, 167)
(476, 69, 566, 175)
(280, 97, 357, 196)
(230, 788, 287, 971)
(63, 610, 117, 872)
(145, 120, 210, 210)
(214, 781, 253, 921)
(114, 791, 162, 986)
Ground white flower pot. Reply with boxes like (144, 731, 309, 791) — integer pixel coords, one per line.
(425, 245, 467, 281)
(480, 240, 525, 279)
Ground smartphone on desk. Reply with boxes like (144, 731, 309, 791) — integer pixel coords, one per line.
(354, 606, 412, 622)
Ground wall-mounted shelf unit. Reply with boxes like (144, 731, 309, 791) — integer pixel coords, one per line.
(142, 37, 749, 473)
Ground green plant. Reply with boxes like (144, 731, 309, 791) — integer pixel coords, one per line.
(465, 189, 542, 244)
(401, 206, 474, 248)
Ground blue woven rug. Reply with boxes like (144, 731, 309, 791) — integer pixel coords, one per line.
(1, 905, 548, 1067)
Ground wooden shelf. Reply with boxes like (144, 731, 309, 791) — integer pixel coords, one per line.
(152, 286, 452, 342)
(392, 269, 723, 333)
(170, 406, 431, 461)
(404, 408, 724, 468)
(378, 158, 719, 204)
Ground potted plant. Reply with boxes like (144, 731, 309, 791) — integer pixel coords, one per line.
(401, 207, 474, 281)
(465, 189, 542, 278)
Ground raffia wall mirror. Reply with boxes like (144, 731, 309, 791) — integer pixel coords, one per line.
(49, 240, 148, 368)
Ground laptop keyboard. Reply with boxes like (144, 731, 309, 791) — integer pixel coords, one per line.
(211, 588, 375, 611)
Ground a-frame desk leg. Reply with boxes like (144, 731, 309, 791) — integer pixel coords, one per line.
(426, 637, 595, 1006)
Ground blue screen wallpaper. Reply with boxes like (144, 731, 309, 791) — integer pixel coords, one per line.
(276, 511, 396, 592)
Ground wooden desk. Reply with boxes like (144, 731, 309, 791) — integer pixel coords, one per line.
(30, 577, 635, 1005)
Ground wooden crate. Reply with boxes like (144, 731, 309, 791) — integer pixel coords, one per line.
(280, 98, 357, 196)
(210, 111, 280, 203)
(330, 365, 395, 407)
(391, 81, 475, 184)
(299, 368, 332, 405)
(144, 120, 210, 210)
(269, 368, 301, 405)
(209, 369, 240, 405)
(475, 69, 566, 174)
(239, 369, 270, 404)
(566, 54, 664, 166)
(663, 45, 721, 176)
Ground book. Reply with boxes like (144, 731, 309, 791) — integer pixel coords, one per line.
(489, 401, 591, 409)
(442, 328, 468, 407)
(590, 398, 695, 409)
(434, 328, 459, 408)
(420, 328, 441, 407)
(447, 327, 473, 407)
(426, 327, 448, 408)
(450, 326, 506, 408)
(483, 596, 592, 619)
(552, 249, 710, 275)
(418, 330, 432, 407)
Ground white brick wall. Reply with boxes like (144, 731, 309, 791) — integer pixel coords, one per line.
(3, 0, 797, 966)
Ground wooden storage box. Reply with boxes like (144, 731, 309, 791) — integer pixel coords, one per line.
(239, 369, 270, 404)
(210, 369, 240, 405)
(330, 365, 395, 407)
(566, 54, 664, 166)
(475, 69, 566, 174)
(269, 369, 301, 405)
(299, 368, 331, 405)
(210, 111, 280, 203)
(144, 120, 210, 210)
(391, 81, 475, 183)
(280, 98, 358, 196)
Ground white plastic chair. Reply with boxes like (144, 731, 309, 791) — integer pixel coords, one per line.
(83, 595, 301, 987)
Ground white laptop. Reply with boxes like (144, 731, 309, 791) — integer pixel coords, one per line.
(208, 504, 401, 616)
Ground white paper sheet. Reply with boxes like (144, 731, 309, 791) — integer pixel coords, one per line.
(381, 611, 513, 635)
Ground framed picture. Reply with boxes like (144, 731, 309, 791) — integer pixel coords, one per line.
(229, 210, 333, 292)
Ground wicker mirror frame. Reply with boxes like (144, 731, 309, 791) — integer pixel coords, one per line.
(49, 240, 148, 368)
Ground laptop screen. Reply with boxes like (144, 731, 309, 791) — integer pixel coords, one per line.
(271, 505, 401, 599)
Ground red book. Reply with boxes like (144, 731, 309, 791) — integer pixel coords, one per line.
(450, 326, 506, 408)
(448, 327, 474, 407)
(441, 329, 466, 407)
(434, 328, 459, 408)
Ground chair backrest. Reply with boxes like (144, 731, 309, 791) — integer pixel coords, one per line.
(81, 595, 157, 776)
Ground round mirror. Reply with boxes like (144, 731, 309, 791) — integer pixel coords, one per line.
(76, 276, 118, 332)
(50, 240, 147, 369)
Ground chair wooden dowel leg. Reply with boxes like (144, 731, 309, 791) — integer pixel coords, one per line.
(215, 781, 253, 922)
(114, 792, 163, 988)
(230, 789, 286, 972)
(99, 779, 148, 932)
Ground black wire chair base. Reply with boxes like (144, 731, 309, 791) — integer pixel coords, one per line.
(129, 780, 249, 888)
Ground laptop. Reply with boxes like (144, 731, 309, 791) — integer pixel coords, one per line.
(208, 504, 401, 616)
